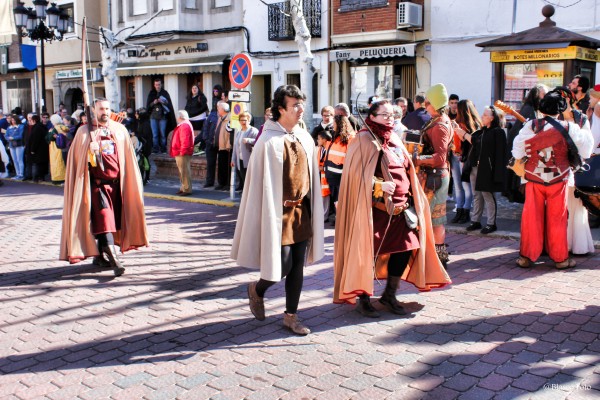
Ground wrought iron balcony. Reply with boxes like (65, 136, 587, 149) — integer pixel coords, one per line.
(268, 0, 321, 41)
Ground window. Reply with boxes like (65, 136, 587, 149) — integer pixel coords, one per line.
(126, 78, 136, 110)
(132, 0, 148, 15)
(214, 0, 232, 8)
(59, 3, 74, 34)
(285, 74, 318, 113)
(156, 0, 173, 11)
(351, 64, 393, 113)
(185, 0, 197, 9)
(6, 79, 32, 115)
(502, 62, 563, 111)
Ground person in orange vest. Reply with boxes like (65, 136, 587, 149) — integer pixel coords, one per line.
(317, 130, 332, 221)
(325, 114, 356, 223)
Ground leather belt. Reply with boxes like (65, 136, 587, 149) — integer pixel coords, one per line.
(284, 198, 303, 207)
(94, 178, 119, 185)
(373, 201, 409, 216)
(422, 167, 449, 173)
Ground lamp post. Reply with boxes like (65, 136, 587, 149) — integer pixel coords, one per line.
(13, 1, 69, 113)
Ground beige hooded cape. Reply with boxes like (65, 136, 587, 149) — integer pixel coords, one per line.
(59, 120, 148, 263)
(231, 119, 324, 281)
(333, 130, 451, 304)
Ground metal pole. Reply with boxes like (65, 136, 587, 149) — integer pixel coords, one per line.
(40, 38, 46, 113)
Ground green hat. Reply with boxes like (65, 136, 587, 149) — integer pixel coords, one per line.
(426, 83, 449, 110)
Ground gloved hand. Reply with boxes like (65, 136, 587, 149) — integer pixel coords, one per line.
(380, 181, 396, 195)
(90, 142, 100, 153)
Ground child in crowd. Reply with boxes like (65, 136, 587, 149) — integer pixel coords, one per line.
(317, 130, 332, 222)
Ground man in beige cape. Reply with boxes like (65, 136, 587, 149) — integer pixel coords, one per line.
(231, 85, 324, 335)
(60, 98, 148, 276)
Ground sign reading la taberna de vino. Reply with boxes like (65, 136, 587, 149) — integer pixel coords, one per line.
(330, 44, 416, 61)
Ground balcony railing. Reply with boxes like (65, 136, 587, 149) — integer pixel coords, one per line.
(268, 0, 321, 41)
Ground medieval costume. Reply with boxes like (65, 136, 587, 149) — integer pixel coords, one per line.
(513, 91, 592, 269)
(333, 102, 450, 317)
(417, 84, 453, 267)
(60, 118, 148, 276)
(231, 117, 324, 333)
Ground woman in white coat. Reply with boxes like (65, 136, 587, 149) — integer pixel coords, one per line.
(231, 111, 258, 191)
(231, 85, 324, 336)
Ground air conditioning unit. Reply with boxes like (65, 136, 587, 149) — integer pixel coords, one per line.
(397, 2, 423, 29)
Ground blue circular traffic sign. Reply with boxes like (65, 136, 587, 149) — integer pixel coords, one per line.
(229, 54, 253, 89)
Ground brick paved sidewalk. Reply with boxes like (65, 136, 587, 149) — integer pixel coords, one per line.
(0, 180, 598, 400)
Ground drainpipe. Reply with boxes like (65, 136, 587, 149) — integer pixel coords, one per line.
(108, 0, 112, 30)
(511, 0, 517, 34)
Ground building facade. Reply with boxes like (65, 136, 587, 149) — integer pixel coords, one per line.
(1, 0, 104, 115)
(330, 0, 600, 114)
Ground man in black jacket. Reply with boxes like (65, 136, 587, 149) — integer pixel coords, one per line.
(26, 114, 49, 182)
(146, 78, 176, 153)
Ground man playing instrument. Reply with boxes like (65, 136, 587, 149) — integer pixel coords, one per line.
(513, 90, 593, 269)
(60, 98, 148, 276)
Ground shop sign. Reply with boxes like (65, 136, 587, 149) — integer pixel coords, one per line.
(490, 46, 600, 63)
(56, 68, 101, 81)
(56, 69, 83, 79)
(123, 42, 210, 62)
(330, 44, 415, 61)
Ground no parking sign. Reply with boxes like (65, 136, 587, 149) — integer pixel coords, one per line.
(229, 53, 253, 89)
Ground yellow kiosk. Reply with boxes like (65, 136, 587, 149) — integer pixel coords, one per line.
(476, 5, 600, 111)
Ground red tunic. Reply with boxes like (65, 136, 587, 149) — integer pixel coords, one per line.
(373, 145, 420, 254)
(90, 134, 122, 235)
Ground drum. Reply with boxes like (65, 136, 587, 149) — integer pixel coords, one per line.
(574, 154, 600, 216)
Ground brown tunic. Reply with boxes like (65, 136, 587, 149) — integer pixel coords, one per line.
(281, 135, 312, 245)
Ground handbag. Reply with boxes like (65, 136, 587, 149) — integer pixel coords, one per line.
(404, 205, 418, 230)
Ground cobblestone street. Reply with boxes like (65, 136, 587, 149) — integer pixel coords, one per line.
(0, 180, 599, 400)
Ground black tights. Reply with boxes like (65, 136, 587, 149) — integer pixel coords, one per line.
(255, 240, 308, 314)
(96, 232, 115, 248)
(359, 250, 411, 300)
(388, 250, 412, 277)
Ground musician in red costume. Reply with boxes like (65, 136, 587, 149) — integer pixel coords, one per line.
(512, 90, 590, 269)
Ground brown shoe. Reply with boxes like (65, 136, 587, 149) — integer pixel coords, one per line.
(247, 282, 265, 321)
(516, 256, 531, 268)
(555, 258, 576, 270)
(283, 313, 310, 335)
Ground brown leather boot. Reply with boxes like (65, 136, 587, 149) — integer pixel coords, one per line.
(379, 276, 406, 315)
(355, 295, 380, 318)
(247, 282, 265, 321)
(101, 245, 125, 277)
(283, 313, 310, 335)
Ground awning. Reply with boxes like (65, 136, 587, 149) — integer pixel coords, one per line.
(330, 43, 416, 62)
(116, 56, 225, 77)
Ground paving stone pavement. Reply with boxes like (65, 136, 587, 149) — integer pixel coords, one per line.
(1, 179, 599, 400)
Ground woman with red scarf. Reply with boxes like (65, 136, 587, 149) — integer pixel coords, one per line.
(333, 100, 450, 318)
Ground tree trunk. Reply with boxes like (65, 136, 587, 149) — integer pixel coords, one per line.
(99, 28, 121, 113)
(290, 0, 315, 131)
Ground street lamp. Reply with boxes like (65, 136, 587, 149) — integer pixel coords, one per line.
(13, 1, 69, 113)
